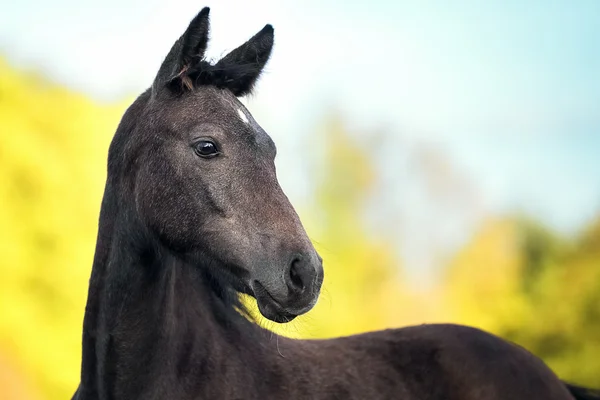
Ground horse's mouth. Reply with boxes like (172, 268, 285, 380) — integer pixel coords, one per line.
(251, 281, 305, 323)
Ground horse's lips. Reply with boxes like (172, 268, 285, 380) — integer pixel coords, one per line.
(252, 281, 299, 323)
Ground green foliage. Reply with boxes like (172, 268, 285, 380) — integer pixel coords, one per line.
(446, 216, 600, 387)
(505, 218, 600, 386)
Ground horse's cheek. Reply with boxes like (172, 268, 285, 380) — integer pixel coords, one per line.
(135, 164, 199, 250)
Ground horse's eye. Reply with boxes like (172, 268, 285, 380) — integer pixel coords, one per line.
(193, 140, 219, 158)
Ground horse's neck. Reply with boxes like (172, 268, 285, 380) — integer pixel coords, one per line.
(79, 191, 266, 399)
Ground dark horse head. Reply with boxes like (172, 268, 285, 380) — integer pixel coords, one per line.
(111, 8, 323, 323)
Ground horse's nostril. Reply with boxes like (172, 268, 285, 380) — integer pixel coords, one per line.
(287, 257, 306, 293)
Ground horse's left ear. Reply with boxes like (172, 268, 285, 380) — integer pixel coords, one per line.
(214, 24, 274, 97)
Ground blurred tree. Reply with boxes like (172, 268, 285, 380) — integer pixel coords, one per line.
(444, 218, 530, 331)
(0, 58, 128, 399)
(503, 217, 600, 386)
(292, 116, 406, 338)
(444, 215, 600, 387)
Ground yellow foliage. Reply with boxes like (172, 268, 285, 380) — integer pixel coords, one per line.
(444, 216, 600, 387)
(0, 58, 129, 399)
(444, 218, 531, 331)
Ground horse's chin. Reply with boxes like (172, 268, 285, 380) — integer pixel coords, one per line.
(254, 288, 299, 323)
(250, 279, 319, 323)
(259, 303, 298, 324)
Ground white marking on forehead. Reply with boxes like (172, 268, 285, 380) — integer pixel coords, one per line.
(237, 108, 250, 124)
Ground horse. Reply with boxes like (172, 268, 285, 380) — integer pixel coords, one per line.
(72, 7, 600, 400)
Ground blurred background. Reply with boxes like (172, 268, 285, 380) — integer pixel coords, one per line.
(1, 0, 599, 398)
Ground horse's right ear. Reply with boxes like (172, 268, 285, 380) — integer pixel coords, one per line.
(152, 7, 211, 95)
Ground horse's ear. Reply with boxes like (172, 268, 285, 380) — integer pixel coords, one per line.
(213, 24, 274, 97)
(152, 7, 211, 94)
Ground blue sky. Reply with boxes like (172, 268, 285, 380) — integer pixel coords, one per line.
(2, 0, 599, 281)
